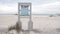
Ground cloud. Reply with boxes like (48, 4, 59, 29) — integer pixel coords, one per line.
(32, 2, 60, 14)
(0, 3, 18, 14)
(0, 1, 60, 14)
(0, 0, 19, 3)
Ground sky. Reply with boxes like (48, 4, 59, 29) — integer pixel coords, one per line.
(0, 0, 60, 14)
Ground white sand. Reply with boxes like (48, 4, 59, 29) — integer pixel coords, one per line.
(0, 15, 60, 34)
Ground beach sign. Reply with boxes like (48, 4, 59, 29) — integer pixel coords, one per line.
(18, 3, 31, 16)
(21, 5, 29, 16)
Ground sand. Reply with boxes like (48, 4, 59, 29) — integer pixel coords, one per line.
(0, 15, 60, 34)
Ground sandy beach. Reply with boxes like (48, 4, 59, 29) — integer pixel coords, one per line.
(0, 15, 60, 34)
